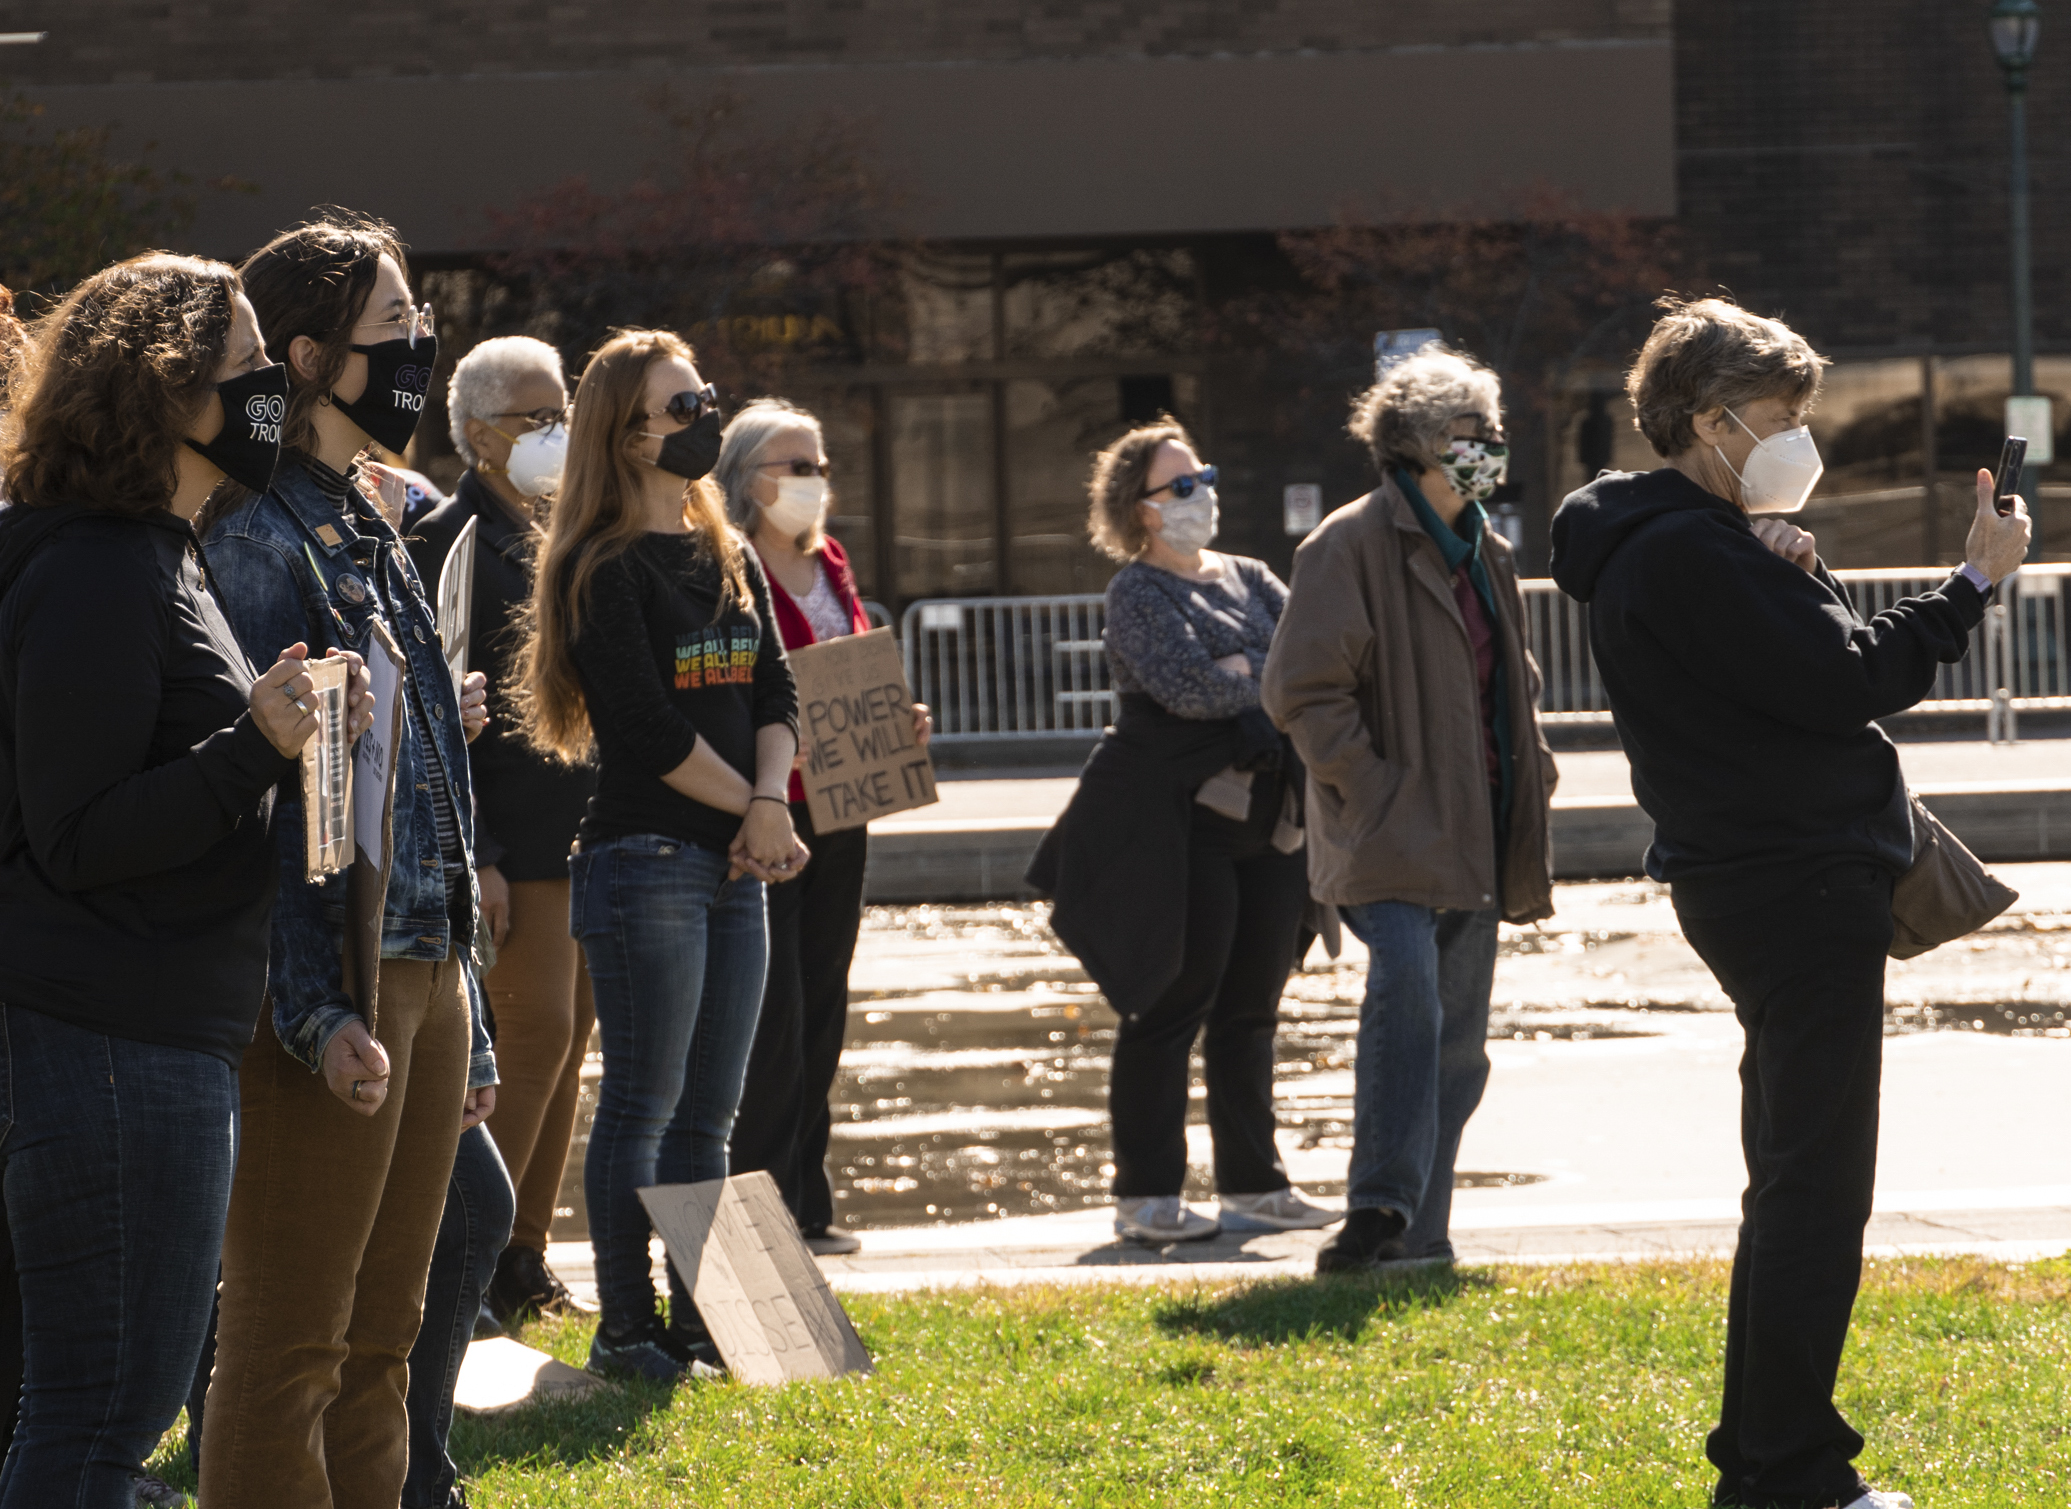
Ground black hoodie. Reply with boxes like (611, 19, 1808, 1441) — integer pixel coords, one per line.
(1549, 468, 1985, 917)
(0, 504, 296, 1065)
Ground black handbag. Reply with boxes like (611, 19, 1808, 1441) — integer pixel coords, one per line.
(1888, 791, 2019, 960)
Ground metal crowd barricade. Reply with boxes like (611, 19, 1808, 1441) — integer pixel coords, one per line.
(899, 568, 2071, 740)
(899, 595, 1113, 741)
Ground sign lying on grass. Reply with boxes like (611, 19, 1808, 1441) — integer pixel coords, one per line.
(639, 1172, 874, 1385)
(786, 626, 937, 833)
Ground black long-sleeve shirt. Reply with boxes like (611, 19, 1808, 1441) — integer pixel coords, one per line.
(0, 505, 295, 1064)
(1551, 467, 1985, 917)
(568, 533, 798, 854)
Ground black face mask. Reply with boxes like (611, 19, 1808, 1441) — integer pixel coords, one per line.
(644, 409, 724, 482)
(185, 362, 289, 494)
(331, 334, 438, 454)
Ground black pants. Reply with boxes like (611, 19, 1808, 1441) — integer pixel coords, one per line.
(1677, 861, 1894, 1509)
(730, 801, 870, 1234)
(1108, 791, 1309, 1199)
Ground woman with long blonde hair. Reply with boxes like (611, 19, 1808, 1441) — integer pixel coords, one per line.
(522, 329, 805, 1381)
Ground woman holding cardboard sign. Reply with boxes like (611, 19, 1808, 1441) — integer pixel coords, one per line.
(520, 333, 805, 1383)
(0, 253, 372, 1506)
(716, 399, 931, 1258)
(197, 212, 496, 1509)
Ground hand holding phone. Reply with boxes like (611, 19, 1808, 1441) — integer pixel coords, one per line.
(1994, 436, 2028, 517)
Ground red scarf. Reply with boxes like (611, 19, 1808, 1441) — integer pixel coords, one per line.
(754, 534, 871, 803)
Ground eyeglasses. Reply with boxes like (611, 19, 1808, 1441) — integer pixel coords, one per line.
(757, 458, 831, 478)
(634, 385, 720, 428)
(350, 302, 436, 350)
(1143, 464, 1218, 501)
(492, 406, 570, 434)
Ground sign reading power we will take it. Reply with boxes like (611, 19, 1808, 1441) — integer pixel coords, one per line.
(787, 627, 938, 832)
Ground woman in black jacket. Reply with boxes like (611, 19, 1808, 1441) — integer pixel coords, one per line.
(409, 335, 596, 1324)
(0, 254, 365, 1508)
(1550, 297, 2029, 1509)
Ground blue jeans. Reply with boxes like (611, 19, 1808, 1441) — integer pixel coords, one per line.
(572, 836, 768, 1331)
(403, 1124, 514, 1509)
(0, 1006, 236, 1508)
(1339, 903, 1499, 1259)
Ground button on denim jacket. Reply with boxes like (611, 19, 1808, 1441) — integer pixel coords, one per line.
(204, 459, 496, 1088)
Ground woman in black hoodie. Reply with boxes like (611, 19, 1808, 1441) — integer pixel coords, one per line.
(0, 254, 367, 1507)
(1550, 297, 2029, 1509)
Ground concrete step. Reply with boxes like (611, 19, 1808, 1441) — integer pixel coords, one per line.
(861, 780, 2071, 903)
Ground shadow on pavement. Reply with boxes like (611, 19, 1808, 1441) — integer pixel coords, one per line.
(1150, 1264, 1489, 1345)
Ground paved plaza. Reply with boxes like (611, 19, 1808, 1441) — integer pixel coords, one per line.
(539, 741, 2071, 1295)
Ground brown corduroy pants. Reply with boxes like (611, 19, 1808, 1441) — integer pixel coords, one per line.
(482, 877, 595, 1254)
(200, 955, 469, 1509)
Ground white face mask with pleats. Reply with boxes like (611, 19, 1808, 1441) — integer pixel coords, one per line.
(1716, 406, 1823, 514)
(761, 474, 828, 536)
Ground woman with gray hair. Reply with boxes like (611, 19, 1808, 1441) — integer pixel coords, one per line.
(406, 334, 598, 1340)
(1551, 298, 2029, 1509)
(716, 397, 928, 1255)
(1263, 346, 1557, 1272)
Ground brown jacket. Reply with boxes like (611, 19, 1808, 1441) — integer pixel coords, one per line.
(1261, 475, 1556, 922)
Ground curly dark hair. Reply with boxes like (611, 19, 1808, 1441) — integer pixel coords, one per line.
(239, 208, 410, 456)
(1087, 417, 1191, 561)
(0, 254, 240, 514)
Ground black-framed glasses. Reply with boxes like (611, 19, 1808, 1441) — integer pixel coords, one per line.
(1143, 464, 1218, 501)
(635, 385, 720, 428)
(493, 405, 570, 434)
(757, 458, 832, 478)
(349, 302, 435, 350)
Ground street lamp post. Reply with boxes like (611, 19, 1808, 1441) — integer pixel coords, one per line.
(1993, 0, 2044, 559)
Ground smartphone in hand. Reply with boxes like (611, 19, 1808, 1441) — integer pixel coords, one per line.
(1994, 436, 2029, 517)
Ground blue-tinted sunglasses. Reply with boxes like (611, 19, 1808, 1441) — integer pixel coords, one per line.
(1143, 464, 1218, 501)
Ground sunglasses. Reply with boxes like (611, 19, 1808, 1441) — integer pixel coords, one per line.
(758, 458, 832, 478)
(634, 385, 720, 427)
(1143, 464, 1218, 501)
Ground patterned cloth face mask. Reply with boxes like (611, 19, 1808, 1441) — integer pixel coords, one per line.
(1438, 437, 1510, 503)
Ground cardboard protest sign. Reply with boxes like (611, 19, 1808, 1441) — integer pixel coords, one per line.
(787, 627, 937, 834)
(299, 658, 353, 880)
(343, 620, 407, 1029)
(436, 514, 477, 697)
(639, 1172, 874, 1386)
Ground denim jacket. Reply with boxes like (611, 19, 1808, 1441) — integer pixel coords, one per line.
(204, 459, 496, 1088)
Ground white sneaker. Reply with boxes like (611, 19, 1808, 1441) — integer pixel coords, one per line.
(1219, 1186, 1345, 1232)
(1840, 1490, 1915, 1509)
(1113, 1195, 1220, 1244)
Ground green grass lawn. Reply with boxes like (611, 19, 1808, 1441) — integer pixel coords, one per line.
(148, 1256, 2071, 1507)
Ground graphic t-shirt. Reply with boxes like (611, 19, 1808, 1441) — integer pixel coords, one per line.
(567, 532, 798, 853)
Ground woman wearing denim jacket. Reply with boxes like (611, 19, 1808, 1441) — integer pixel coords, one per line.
(520, 330, 805, 1382)
(195, 214, 496, 1509)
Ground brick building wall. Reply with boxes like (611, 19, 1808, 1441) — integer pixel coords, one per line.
(1675, 0, 2069, 357)
(1, 1, 1668, 84)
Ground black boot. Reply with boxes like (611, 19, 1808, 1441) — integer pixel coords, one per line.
(1315, 1207, 1408, 1273)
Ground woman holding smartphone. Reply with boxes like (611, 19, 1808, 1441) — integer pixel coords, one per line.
(522, 330, 804, 1381)
(0, 252, 367, 1507)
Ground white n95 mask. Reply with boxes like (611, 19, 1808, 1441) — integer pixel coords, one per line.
(762, 475, 828, 537)
(1718, 407, 1822, 514)
(505, 423, 568, 499)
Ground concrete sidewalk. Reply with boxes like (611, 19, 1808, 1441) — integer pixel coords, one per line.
(539, 862, 2071, 1298)
(863, 739, 2071, 901)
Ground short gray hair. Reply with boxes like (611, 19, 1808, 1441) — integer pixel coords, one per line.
(715, 397, 825, 540)
(446, 336, 565, 466)
(1348, 348, 1505, 476)
(1626, 297, 1826, 457)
